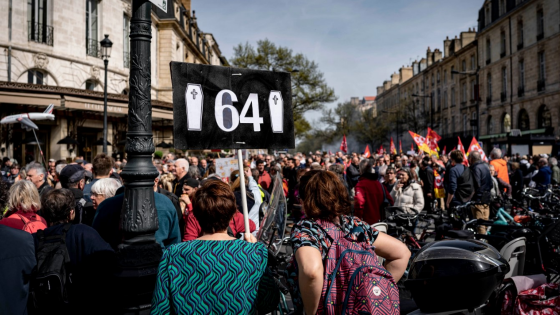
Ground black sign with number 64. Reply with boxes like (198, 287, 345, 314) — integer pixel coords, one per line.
(170, 62, 295, 150)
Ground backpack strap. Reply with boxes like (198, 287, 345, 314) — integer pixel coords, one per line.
(312, 217, 347, 242)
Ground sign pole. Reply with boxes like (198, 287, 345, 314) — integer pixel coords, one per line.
(237, 149, 251, 236)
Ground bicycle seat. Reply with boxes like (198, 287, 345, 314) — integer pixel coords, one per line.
(386, 222, 397, 228)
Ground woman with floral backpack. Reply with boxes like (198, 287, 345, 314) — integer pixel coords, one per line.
(288, 170, 410, 315)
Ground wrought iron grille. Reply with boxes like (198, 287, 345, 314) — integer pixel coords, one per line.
(28, 21, 53, 46)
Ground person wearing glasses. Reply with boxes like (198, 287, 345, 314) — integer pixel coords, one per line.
(90, 178, 121, 211)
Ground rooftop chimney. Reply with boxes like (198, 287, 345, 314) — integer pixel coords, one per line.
(433, 49, 443, 63)
(400, 65, 413, 83)
(426, 47, 433, 66)
(443, 36, 451, 58)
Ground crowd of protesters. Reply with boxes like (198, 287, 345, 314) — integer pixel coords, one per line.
(0, 146, 554, 314)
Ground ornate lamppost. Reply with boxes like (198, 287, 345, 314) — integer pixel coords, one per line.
(100, 34, 113, 154)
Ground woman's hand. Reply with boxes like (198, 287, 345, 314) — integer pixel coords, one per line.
(180, 194, 191, 205)
(244, 168, 252, 179)
(244, 233, 257, 243)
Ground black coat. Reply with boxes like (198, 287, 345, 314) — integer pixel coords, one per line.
(0, 225, 36, 315)
(346, 163, 361, 189)
(69, 188, 95, 226)
(419, 166, 434, 196)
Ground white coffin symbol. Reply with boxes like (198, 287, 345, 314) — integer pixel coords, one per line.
(268, 91, 283, 133)
(185, 84, 203, 131)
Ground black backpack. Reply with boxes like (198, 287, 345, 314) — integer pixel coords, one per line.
(30, 224, 73, 311)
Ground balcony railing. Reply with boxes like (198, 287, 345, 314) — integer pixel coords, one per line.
(501, 92, 507, 102)
(537, 79, 546, 92)
(537, 33, 544, 41)
(28, 21, 54, 46)
(87, 38, 101, 58)
(486, 96, 492, 105)
(518, 86, 524, 97)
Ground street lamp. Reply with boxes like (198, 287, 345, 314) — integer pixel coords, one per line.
(451, 69, 479, 139)
(100, 34, 113, 154)
(412, 93, 433, 130)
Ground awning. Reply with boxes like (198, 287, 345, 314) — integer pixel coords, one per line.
(0, 91, 61, 107)
(479, 133, 507, 140)
(64, 96, 127, 115)
(479, 128, 548, 140)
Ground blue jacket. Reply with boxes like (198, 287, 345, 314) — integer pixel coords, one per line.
(533, 166, 552, 187)
(0, 225, 36, 315)
(92, 192, 181, 249)
(470, 161, 493, 203)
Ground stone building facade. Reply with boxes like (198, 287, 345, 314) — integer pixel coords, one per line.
(0, 0, 227, 163)
(374, 0, 559, 156)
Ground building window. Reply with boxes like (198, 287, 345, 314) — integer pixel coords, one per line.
(463, 114, 468, 135)
(123, 14, 130, 68)
(462, 60, 466, 71)
(444, 90, 448, 108)
(451, 116, 455, 133)
(431, 74, 434, 86)
(437, 71, 440, 83)
(462, 83, 467, 103)
(86, 0, 99, 57)
(443, 118, 448, 136)
(500, 0, 506, 15)
(485, 4, 491, 26)
(518, 109, 530, 131)
(488, 116, 494, 134)
(502, 67, 507, 95)
(517, 20, 524, 48)
(538, 105, 552, 128)
(27, 69, 44, 84)
(85, 79, 96, 91)
(451, 87, 455, 106)
(487, 73, 492, 103)
(470, 55, 475, 70)
(518, 60, 525, 89)
(500, 31, 506, 57)
(27, 0, 53, 46)
(538, 51, 546, 81)
(437, 89, 441, 110)
(537, 9, 544, 38)
(486, 39, 491, 63)
(443, 70, 447, 84)
(470, 80, 476, 101)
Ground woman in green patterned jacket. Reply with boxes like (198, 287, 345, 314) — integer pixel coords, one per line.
(151, 179, 276, 314)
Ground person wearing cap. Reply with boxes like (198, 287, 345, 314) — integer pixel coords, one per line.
(154, 174, 185, 240)
(179, 178, 199, 215)
(26, 162, 53, 197)
(59, 164, 95, 226)
(83, 154, 115, 201)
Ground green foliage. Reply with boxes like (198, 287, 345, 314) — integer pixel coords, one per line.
(230, 39, 337, 138)
(154, 150, 163, 159)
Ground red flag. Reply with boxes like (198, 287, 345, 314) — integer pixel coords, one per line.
(377, 145, 384, 155)
(457, 137, 469, 166)
(340, 135, 348, 153)
(409, 131, 430, 153)
(390, 138, 397, 155)
(426, 128, 441, 156)
(442, 146, 447, 156)
(467, 137, 488, 162)
(411, 143, 414, 151)
(399, 139, 403, 154)
(364, 145, 371, 158)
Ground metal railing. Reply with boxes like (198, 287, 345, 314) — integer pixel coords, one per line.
(28, 21, 54, 46)
(86, 38, 101, 58)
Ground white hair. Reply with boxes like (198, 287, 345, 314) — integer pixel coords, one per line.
(490, 148, 502, 159)
(91, 178, 121, 199)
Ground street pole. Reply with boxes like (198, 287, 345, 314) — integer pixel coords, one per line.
(117, 0, 161, 312)
(476, 68, 480, 140)
(103, 58, 108, 154)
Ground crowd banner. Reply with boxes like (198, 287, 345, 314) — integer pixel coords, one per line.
(170, 62, 295, 235)
(340, 135, 348, 153)
(215, 158, 239, 182)
(364, 145, 371, 158)
(390, 137, 397, 155)
(434, 170, 445, 199)
(457, 137, 469, 166)
(409, 131, 431, 154)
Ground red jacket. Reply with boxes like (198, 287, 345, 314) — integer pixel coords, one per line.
(0, 210, 47, 233)
(182, 211, 256, 241)
(354, 173, 394, 224)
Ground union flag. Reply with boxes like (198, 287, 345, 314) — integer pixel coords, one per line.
(340, 135, 348, 153)
(364, 145, 371, 158)
(457, 137, 469, 166)
(467, 137, 488, 162)
(390, 137, 397, 155)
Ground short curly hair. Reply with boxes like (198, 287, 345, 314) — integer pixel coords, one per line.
(303, 171, 351, 221)
(192, 179, 237, 234)
(40, 189, 74, 225)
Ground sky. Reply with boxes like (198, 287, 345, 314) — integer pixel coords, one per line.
(193, 0, 483, 125)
